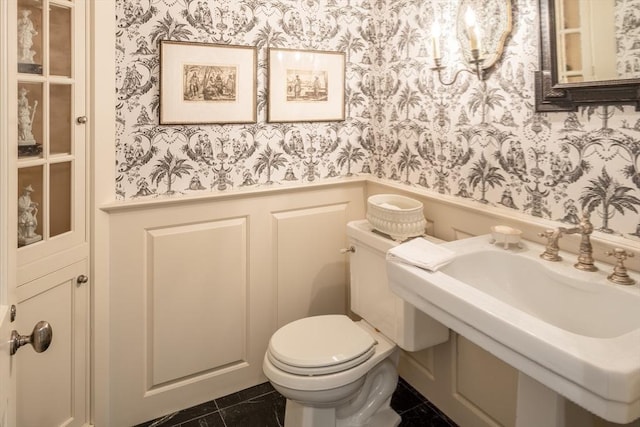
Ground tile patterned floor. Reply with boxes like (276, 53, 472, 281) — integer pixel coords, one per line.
(135, 377, 458, 427)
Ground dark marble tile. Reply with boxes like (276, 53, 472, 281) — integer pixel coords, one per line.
(424, 399, 459, 425)
(215, 381, 276, 409)
(398, 377, 427, 399)
(399, 403, 457, 427)
(219, 390, 286, 427)
(134, 411, 181, 427)
(133, 400, 219, 427)
(169, 401, 219, 425)
(178, 411, 226, 427)
(136, 378, 457, 427)
(391, 378, 427, 414)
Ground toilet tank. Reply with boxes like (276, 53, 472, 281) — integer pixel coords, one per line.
(347, 220, 449, 351)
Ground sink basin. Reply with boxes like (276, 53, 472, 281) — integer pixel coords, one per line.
(440, 249, 640, 339)
(387, 235, 640, 424)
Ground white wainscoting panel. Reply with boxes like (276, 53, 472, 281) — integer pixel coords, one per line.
(106, 182, 366, 426)
(103, 179, 640, 426)
(454, 335, 518, 426)
(273, 203, 349, 328)
(146, 218, 248, 387)
(401, 348, 436, 380)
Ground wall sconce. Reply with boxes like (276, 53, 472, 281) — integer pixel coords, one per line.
(432, 8, 485, 86)
(431, 0, 512, 86)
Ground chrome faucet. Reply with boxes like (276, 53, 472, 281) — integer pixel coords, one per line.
(538, 212, 597, 271)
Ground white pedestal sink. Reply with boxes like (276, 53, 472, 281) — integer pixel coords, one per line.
(386, 235, 640, 425)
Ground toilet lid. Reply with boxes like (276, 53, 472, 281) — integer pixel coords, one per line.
(268, 315, 377, 375)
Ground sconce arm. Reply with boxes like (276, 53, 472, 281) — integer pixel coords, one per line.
(432, 65, 477, 87)
(432, 49, 486, 86)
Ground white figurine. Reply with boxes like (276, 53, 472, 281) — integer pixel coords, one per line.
(18, 87, 37, 146)
(18, 9, 37, 64)
(18, 185, 42, 246)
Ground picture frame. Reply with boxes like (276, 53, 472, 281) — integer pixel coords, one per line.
(159, 41, 257, 125)
(267, 48, 345, 123)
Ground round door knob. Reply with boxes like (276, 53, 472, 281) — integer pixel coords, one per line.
(10, 321, 53, 356)
(77, 275, 89, 284)
(76, 116, 88, 124)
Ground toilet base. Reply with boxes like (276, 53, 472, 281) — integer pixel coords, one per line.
(284, 401, 334, 426)
(364, 407, 401, 427)
(281, 359, 401, 427)
(284, 400, 400, 427)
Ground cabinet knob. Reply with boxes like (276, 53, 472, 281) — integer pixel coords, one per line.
(76, 116, 88, 124)
(77, 275, 89, 284)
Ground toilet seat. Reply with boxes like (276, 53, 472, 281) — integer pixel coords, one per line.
(263, 319, 397, 392)
(267, 315, 377, 376)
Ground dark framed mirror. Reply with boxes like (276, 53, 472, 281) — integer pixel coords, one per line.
(535, 0, 640, 112)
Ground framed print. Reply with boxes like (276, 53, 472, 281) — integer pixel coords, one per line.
(267, 48, 345, 123)
(159, 41, 257, 124)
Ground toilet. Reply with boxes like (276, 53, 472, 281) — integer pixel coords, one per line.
(263, 219, 450, 427)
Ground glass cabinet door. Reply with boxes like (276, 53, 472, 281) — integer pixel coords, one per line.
(16, 0, 85, 259)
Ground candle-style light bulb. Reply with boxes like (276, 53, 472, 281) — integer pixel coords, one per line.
(431, 21, 441, 61)
(474, 27, 482, 54)
(465, 7, 478, 51)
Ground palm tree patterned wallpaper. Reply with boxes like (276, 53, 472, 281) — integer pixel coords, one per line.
(116, 0, 640, 240)
(617, 0, 640, 78)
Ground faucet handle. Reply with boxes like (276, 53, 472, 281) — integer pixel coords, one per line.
(605, 248, 636, 286)
(605, 248, 634, 263)
(538, 229, 551, 237)
(537, 229, 554, 240)
(538, 229, 563, 262)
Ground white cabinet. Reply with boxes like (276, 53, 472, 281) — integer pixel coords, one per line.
(9, 0, 90, 425)
(16, 261, 89, 427)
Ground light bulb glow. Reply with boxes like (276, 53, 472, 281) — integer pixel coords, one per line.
(465, 8, 479, 51)
(464, 7, 476, 27)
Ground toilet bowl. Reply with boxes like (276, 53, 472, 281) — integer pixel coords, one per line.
(264, 315, 400, 426)
(263, 219, 449, 427)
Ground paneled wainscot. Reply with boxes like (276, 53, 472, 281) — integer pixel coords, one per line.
(103, 178, 640, 427)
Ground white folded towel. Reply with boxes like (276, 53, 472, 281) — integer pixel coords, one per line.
(386, 237, 455, 272)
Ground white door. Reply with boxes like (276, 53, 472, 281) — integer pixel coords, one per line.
(0, 0, 17, 424)
(0, 305, 16, 427)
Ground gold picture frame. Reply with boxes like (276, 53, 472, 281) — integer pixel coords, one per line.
(267, 48, 345, 123)
(159, 41, 257, 124)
